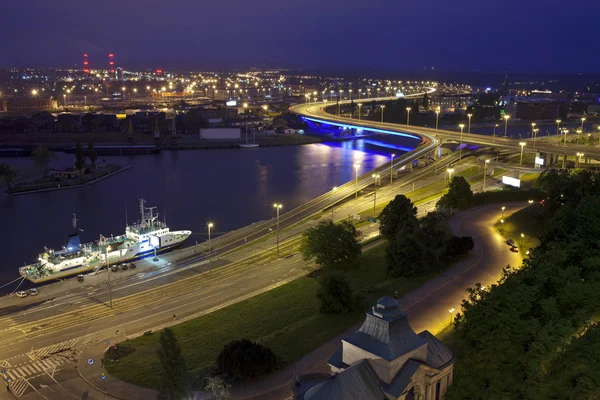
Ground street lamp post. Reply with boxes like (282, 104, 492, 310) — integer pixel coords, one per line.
(501, 206, 506, 219)
(556, 119, 562, 141)
(435, 107, 440, 131)
(354, 163, 360, 199)
(207, 222, 214, 276)
(331, 187, 337, 221)
(459, 124, 465, 164)
(243, 103, 249, 141)
(493, 124, 498, 143)
(390, 153, 395, 184)
(273, 203, 283, 254)
(449, 308, 455, 325)
(105, 246, 113, 308)
(577, 129, 582, 145)
(577, 152, 584, 168)
(483, 159, 490, 191)
(381, 105, 385, 123)
(447, 168, 454, 182)
(519, 142, 526, 166)
(533, 128, 539, 148)
(406, 107, 411, 125)
(467, 113, 472, 134)
(358, 103, 362, 120)
(581, 117, 586, 135)
(372, 174, 380, 213)
(504, 114, 510, 137)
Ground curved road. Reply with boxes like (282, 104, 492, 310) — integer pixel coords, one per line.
(233, 202, 526, 400)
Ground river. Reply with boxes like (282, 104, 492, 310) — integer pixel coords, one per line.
(0, 133, 417, 288)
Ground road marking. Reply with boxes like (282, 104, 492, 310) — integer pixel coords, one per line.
(0, 359, 11, 368)
(6, 369, 19, 380)
(25, 365, 36, 374)
(16, 367, 27, 376)
(32, 362, 43, 372)
(10, 378, 29, 397)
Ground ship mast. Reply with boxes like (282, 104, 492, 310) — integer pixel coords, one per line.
(72, 213, 79, 233)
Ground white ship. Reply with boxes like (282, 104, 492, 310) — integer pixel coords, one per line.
(19, 199, 191, 283)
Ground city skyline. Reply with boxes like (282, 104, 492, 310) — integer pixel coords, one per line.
(2, 0, 599, 73)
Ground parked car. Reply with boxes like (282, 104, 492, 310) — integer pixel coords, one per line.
(111, 265, 118, 272)
(506, 239, 515, 246)
(129, 262, 136, 269)
(510, 245, 519, 253)
(29, 288, 38, 296)
(15, 291, 28, 298)
(121, 263, 128, 270)
(77, 274, 84, 282)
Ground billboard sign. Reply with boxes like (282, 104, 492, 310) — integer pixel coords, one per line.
(226, 100, 237, 107)
(502, 176, 521, 188)
(535, 157, 544, 165)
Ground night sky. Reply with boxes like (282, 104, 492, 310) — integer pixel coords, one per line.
(2, 0, 599, 73)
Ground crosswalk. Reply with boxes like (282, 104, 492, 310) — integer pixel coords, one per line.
(28, 337, 81, 360)
(8, 378, 30, 397)
(4, 356, 68, 381)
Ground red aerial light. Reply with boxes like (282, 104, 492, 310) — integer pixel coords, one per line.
(109, 53, 114, 57)
(83, 53, 88, 57)
(109, 61, 115, 65)
(156, 69, 163, 74)
(84, 61, 89, 65)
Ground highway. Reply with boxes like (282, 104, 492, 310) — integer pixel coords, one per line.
(290, 98, 600, 160)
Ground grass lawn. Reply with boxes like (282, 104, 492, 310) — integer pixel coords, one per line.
(106, 243, 438, 389)
(495, 204, 546, 253)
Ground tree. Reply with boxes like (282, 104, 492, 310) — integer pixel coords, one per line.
(216, 339, 279, 381)
(74, 141, 85, 170)
(156, 328, 188, 400)
(0, 163, 17, 189)
(316, 273, 355, 314)
(204, 376, 231, 400)
(300, 221, 361, 269)
(31, 146, 56, 177)
(422, 92, 429, 110)
(378, 195, 418, 240)
(420, 211, 451, 248)
(386, 231, 437, 277)
(443, 236, 474, 261)
(436, 176, 473, 210)
(87, 141, 98, 170)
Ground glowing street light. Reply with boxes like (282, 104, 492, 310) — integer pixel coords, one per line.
(207, 222, 214, 275)
(581, 117, 586, 133)
(501, 206, 506, 219)
(447, 167, 455, 182)
(31, 89, 38, 96)
(519, 142, 526, 166)
(556, 119, 562, 140)
(577, 152, 584, 168)
(354, 163, 360, 199)
(406, 107, 411, 125)
(449, 308, 455, 325)
(357, 103, 362, 120)
(504, 114, 510, 137)
(483, 159, 490, 191)
(273, 203, 283, 254)
(467, 113, 472, 134)
(435, 107, 440, 131)
(459, 124, 465, 163)
(380, 105, 385, 123)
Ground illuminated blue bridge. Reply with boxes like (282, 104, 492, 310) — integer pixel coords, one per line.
(301, 116, 421, 141)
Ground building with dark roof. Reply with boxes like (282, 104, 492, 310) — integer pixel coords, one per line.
(293, 296, 455, 400)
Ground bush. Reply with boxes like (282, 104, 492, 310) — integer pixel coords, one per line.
(436, 176, 474, 210)
(386, 231, 437, 277)
(316, 273, 356, 314)
(216, 339, 280, 382)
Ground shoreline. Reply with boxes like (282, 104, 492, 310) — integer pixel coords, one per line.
(8, 165, 133, 196)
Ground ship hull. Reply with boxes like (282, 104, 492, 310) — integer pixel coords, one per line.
(20, 240, 186, 284)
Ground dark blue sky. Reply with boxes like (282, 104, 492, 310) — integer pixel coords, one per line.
(2, 0, 599, 73)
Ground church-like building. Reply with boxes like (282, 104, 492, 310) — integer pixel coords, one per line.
(293, 296, 455, 400)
